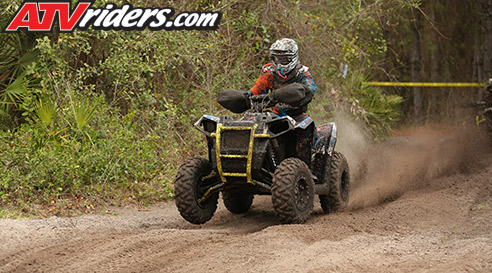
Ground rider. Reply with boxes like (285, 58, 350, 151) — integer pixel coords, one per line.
(483, 78, 492, 107)
(248, 38, 318, 164)
(248, 38, 317, 118)
(482, 78, 492, 129)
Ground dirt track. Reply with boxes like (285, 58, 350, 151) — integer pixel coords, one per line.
(1, 126, 492, 272)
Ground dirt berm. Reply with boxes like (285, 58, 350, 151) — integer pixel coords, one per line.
(1, 125, 491, 272)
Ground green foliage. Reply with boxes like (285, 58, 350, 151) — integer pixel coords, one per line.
(0, 0, 42, 128)
(334, 71, 403, 139)
(35, 97, 55, 129)
(0, 112, 174, 215)
(68, 94, 102, 142)
(1, 75, 28, 107)
(357, 85, 403, 138)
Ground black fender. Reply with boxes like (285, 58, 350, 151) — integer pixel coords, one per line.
(314, 122, 337, 155)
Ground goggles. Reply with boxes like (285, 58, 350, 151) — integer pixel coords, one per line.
(270, 54, 293, 65)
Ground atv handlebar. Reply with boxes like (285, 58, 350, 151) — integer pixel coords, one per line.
(218, 84, 310, 114)
(249, 93, 269, 102)
(249, 93, 276, 112)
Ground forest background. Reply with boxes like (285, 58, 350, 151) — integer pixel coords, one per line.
(1, 0, 491, 217)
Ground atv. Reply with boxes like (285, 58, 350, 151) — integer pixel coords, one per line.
(174, 84, 350, 224)
(474, 101, 492, 133)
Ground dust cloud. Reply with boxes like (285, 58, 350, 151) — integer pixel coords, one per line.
(334, 112, 490, 209)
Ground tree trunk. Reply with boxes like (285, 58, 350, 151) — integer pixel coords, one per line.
(428, 1, 440, 120)
(411, 10, 423, 125)
(482, 0, 492, 79)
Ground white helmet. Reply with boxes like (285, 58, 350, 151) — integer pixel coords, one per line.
(269, 38, 299, 76)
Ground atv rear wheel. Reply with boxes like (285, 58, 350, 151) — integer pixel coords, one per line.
(272, 158, 314, 224)
(222, 191, 254, 214)
(320, 151, 350, 213)
(174, 157, 218, 224)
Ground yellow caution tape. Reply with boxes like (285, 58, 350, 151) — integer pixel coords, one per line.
(363, 82, 485, 87)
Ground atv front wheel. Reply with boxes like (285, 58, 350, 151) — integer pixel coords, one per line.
(272, 158, 314, 224)
(174, 157, 218, 224)
(222, 191, 254, 214)
(320, 151, 350, 213)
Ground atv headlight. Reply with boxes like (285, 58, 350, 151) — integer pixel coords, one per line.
(194, 115, 220, 136)
(266, 116, 295, 138)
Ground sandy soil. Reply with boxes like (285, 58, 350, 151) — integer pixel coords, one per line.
(1, 125, 491, 273)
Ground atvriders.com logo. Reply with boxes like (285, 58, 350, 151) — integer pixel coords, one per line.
(3, 1, 222, 32)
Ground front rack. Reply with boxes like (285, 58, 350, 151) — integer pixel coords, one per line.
(211, 123, 269, 183)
